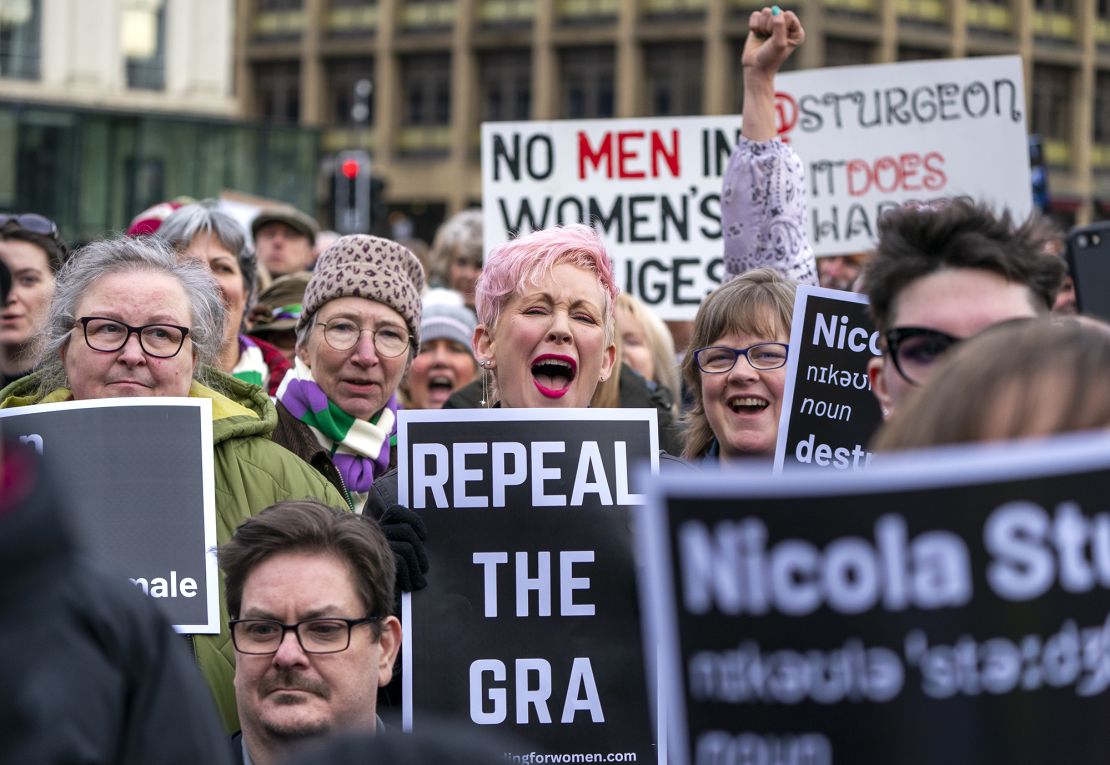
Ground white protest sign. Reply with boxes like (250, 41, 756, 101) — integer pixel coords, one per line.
(483, 115, 731, 320)
(778, 54, 1030, 253)
(482, 55, 1029, 319)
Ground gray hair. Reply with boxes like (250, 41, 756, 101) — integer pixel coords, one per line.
(430, 208, 483, 285)
(156, 200, 257, 321)
(34, 235, 227, 394)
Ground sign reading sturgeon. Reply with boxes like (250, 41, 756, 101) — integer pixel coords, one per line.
(0, 398, 219, 633)
(774, 285, 882, 473)
(637, 431, 1110, 765)
(398, 408, 661, 762)
(482, 55, 1029, 318)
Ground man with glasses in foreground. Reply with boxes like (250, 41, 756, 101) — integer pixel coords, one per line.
(220, 499, 400, 765)
(864, 199, 1065, 418)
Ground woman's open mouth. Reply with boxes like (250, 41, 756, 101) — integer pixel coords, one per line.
(728, 395, 770, 414)
(531, 354, 577, 398)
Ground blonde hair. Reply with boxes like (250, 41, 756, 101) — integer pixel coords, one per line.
(616, 292, 679, 416)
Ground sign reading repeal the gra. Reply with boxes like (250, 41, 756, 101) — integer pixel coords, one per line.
(398, 408, 661, 762)
(773, 285, 882, 473)
(0, 398, 219, 633)
(482, 55, 1029, 318)
(637, 430, 1110, 765)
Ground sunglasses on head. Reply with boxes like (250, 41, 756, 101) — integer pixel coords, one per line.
(0, 213, 59, 237)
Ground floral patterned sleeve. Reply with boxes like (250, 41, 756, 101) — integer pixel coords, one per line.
(721, 136, 817, 285)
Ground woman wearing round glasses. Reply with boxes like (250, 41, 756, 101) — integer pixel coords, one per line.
(0, 213, 69, 387)
(0, 235, 348, 730)
(682, 268, 795, 462)
(271, 235, 425, 513)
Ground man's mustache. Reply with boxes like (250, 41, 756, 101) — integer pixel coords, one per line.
(260, 670, 330, 699)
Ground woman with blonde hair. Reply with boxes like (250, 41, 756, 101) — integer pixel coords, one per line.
(616, 292, 679, 417)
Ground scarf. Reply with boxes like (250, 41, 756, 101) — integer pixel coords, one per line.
(231, 335, 269, 391)
(276, 358, 397, 493)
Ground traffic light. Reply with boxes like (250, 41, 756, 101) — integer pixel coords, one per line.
(334, 149, 371, 234)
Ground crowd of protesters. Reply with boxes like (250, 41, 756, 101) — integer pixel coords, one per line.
(0, 5, 1102, 764)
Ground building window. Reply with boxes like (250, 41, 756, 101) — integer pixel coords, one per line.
(644, 43, 703, 116)
(327, 0, 377, 36)
(898, 45, 944, 61)
(1034, 0, 1073, 12)
(1031, 64, 1073, 140)
(1095, 72, 1110, 144)
(560, 47, 615, 119)
(255, 62, 301, 124)
(477, 0, 534, 26)
(0, 0, 41, 80)
(259, 0, 303, 8)
(123, 0, 166, 90)
(479, 50, 531, 122)
(402, 54, 451, 126)
(1100, 0, 1110, 18)
(326, 58, 375, 126)
(557, 0, 618, 22)
(400, 0, 455, 29)
(824, 37, 875, 67)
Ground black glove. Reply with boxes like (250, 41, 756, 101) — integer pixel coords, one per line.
(378, 504, 429, 593)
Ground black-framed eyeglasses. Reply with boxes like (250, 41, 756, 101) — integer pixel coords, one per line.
(693, 342, 789, 374)
(229, 616, 381, 655)
(76, 316, 191, 359)
(317, 319, 411, 357)
(884, 326, 963, 386)
(0, 213, 59, 237)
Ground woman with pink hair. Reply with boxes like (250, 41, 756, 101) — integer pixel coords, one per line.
(471, 223, 617, 408)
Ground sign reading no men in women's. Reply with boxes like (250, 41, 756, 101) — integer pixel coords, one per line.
(398, 409, 660, 761)
(639, 430, 1110, 765)
(0, 398, 219, 632)
(774, 285, 882, 473)
(482, 55, 1029, 319)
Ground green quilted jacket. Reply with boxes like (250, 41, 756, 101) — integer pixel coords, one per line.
(0, 369, 348, 731)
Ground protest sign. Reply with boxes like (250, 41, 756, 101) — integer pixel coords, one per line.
(638, 431, 1110, 765)
(779, 55, 1030, 254)
(482, 55, 1029, 318)
(0, 398, 219, 632)
(399, 409, 661, 762)
(773, 285, 882, 473)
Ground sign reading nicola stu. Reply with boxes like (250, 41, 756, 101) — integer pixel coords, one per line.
(638, 430, 1110, 765)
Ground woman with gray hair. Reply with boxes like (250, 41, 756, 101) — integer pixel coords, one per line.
(0, 234, 347, 732)
(157, 200, 292, 395)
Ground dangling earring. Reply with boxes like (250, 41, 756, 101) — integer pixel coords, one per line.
(479, 359, 491, 407)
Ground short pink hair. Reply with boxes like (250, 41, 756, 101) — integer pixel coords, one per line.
(475, 224, 619, 340)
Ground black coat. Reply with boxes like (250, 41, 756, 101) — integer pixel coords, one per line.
(0, 443, 232, 765)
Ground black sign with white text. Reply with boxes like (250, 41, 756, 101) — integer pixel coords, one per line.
(0, 399, 219, 632)
(399, 409, 660, 762)
(640, 432, 1110, 765)
(774, 286, 882, 473)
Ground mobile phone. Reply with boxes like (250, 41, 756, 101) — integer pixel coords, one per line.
(1065, 220, 1110, 322)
